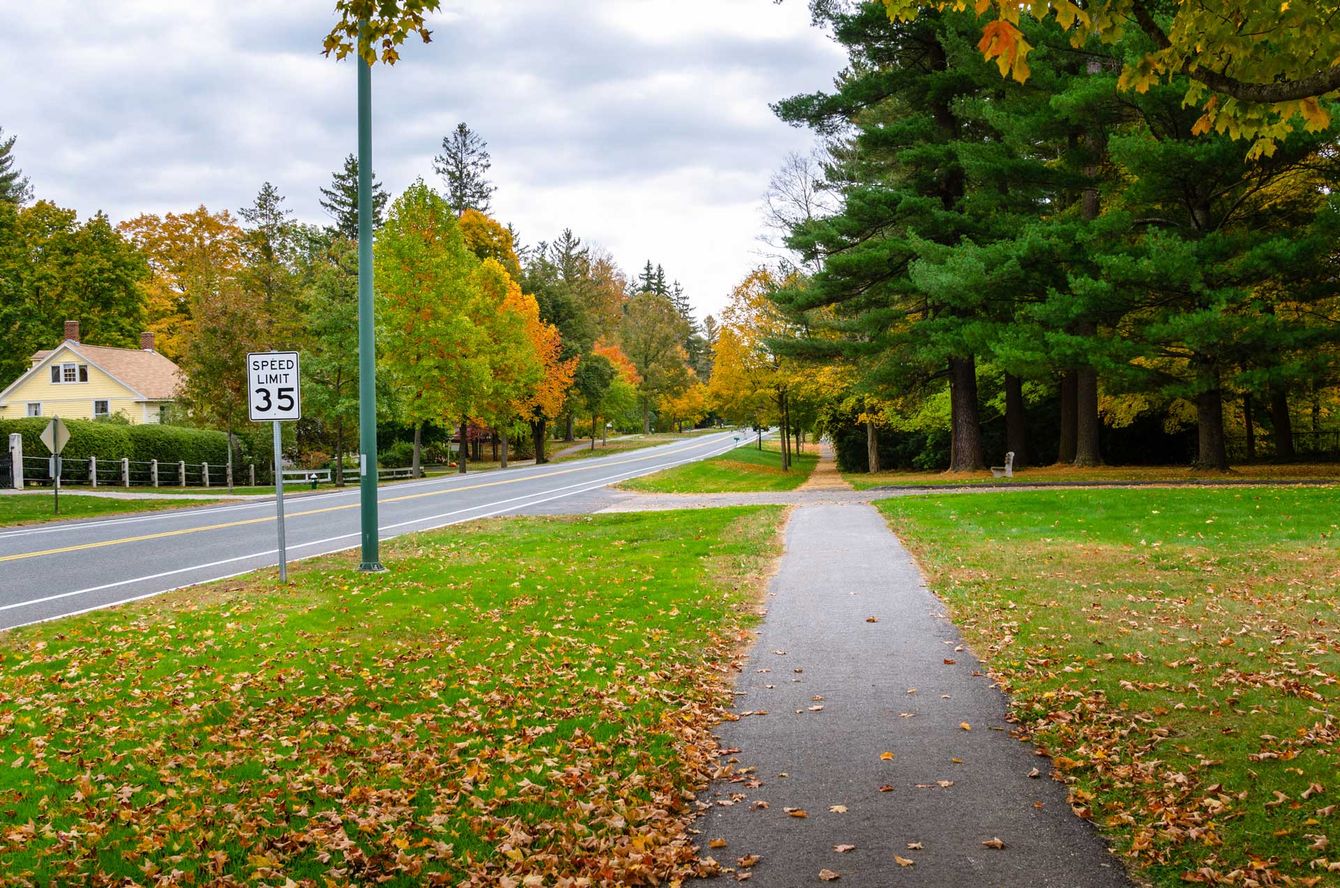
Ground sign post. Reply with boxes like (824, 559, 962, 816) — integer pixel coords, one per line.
(248, 351, 302, 582)
(39, 417, 69, 516)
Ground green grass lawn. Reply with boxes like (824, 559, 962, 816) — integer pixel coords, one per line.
(0, 494, 211, 526)
(878, 488, 1339, 885)
(846, 462, 1340, 490)
(619, 443, 818, 493)
(0, 506, 782, 885)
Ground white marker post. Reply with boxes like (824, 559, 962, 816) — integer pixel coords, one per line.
(248, 351, 302, 582)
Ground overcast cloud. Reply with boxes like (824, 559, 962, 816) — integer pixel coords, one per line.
(0, 1, 842, 319)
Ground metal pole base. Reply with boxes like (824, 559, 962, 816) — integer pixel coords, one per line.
(358, 561, 387, 572)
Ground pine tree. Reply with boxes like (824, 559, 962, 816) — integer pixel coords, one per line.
(319, 154, 387, 238)
(0, 127, 32, 205)
(434, 122, 496, 216)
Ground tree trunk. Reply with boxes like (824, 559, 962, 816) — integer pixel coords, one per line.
(458, 419, 468, 474)
(778, 394, 790, 471)
(948, 356, 985, 471)
(564, 413, 575, 442)
(1057, 371, 1078, 465)
(758, 428, 763, 450)
(1243, 394, 1255, 462)
(532, 418, 549, 464)
(1195, 386, 1229, 471)
(591, 413, 598, 450)
(866, 418, 880, 474)
(226, 427, 235, 493)
(641, 400, 651, 435)
(1003, 372, 1029, 470)
(1074, 366, 1103, 467)
(491, 432, 498, 463)
(335, 417, 346, 486)
(501, 433, 509, 469)
(1268, 386, 1295, 460)
(412, 422, 423, 478)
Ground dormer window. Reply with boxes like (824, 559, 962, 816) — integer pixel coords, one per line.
(50, 362, 88, 384)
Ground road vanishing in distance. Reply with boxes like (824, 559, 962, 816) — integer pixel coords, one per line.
(0, 430, 749, 632)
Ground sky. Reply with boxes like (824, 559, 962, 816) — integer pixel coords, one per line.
(0, 1, 844, 320)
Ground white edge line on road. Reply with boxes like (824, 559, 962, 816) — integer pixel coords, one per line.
(0, 433, 758, 630)
(0, 432, 742, 541)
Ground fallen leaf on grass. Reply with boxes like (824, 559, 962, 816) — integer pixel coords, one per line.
(894, 855, 916, 867)
(818, 869, 841, 881)
(1302, 783, 1325, 800)
(982, 837, 1006, 849)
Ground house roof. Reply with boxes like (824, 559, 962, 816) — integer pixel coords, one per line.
(3, 341, 184, 403)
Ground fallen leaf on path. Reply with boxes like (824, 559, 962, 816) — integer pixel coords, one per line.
(960, 721, 972, 731)
(785, 807, 808, 818)
(982, 837, 1006, 849)
(833, 844, 856, 853)
(879, 784, 894, 792)
(907, 842, 923, 850)
(1028, 767, 1040, 778)
(944, 658, 957, 665)
(818, 869, 841, 881)
(894, 855, 916, 867)
(829, 805, 847, 814)
(880, 751, 895, 761)
(709, 838, 728, 849)
(738, 854, 761, 867)
(865, 616, 879, 623)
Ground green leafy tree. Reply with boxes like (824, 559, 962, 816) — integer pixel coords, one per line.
(435, 122, 496, 216)
(0, 203, 147, 383)
(572, 352, 615, 447)
(300, 236, 362, 485)
(376, 181, 491, 474)
(240, 182, 302, 344)
(620, 291, 691, 433)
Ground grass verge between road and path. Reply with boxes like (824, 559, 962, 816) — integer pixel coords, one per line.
(846, 462, 1340, 490)
(618, 443, 819, 493)
(0, 506, 785, 885)
(878, 487, 1339, 886)
(550, 429, 721, 463)
(0, 494, 218, 527)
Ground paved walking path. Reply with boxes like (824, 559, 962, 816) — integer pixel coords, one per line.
(699, 503, 1130, 887)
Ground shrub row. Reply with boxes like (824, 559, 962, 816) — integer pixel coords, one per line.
(0, 418, 240, 466)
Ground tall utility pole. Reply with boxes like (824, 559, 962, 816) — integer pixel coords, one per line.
(356, 21, 383, 572)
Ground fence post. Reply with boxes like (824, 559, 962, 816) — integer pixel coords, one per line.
(226, 461, 233, 489)
(151, 459, 159, 488)
(121, 457, 130, 488)
(179, 460, 186, 486)
(249, 464, 255, 487)
(89, 455, 97, 488)
(7, 433, 21, 490)
(202, 462, 210, 488)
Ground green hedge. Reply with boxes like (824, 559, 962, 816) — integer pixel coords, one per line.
(0, 418, 237, 465)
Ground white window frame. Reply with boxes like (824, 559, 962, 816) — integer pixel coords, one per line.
(49, 362, 88, 384)
(26, 402, 41, 417)
(93, 399, 110, 418)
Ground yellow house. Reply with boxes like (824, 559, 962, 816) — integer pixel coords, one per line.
(0, 321, 184, 424)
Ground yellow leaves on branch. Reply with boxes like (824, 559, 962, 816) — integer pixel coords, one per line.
(977, 19, 1031, 83)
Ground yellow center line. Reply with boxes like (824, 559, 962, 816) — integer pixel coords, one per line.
(0, 436, 730, 564)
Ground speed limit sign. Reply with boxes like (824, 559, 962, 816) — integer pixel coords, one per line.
(248, 351, 302, 422)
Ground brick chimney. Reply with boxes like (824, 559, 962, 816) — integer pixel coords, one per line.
(64, 320, 80, 343)
(140, 331, 155, 352)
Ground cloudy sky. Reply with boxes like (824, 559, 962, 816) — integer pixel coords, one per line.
(1, 1, 843, 319)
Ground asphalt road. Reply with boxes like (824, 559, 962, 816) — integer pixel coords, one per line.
(0, 430, 749, 632)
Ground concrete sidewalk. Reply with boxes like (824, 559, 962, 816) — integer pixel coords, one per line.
(700, 504, 1130, 887)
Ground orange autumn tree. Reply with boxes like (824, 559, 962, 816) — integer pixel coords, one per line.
(515, 290, 578, 466)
